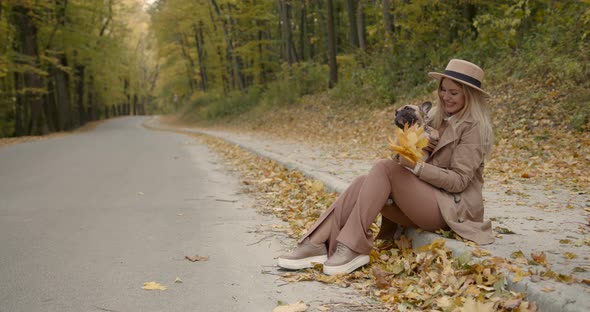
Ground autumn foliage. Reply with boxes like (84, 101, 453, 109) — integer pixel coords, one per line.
(388, 124, 429, 166)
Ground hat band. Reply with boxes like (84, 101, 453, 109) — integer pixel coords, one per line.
(443, 70, 481, 88)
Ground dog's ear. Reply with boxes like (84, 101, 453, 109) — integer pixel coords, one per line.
(420, 101, 432, 115)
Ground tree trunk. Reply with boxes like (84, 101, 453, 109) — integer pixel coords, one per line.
(87, 75, 96, 121)
(257, 14, 267, 85)
(209, 0, 245, 91)
(193, 22, 208, 91)
(44, 79, 56, 132)
(177, 32, 197, 93)
(299, 0, 307, 61)
(345, 0, 359, 50)
(75, 64, 86, 126)
(357, 0, 367, 52)
(307, 1, 317, 60)
(52, 56, 71, 131)
(123, 79, 130, 115)
(13, 72, 24, 136)
(278, 0, 297, 65)
(382, 0, 394, 46)
(10, 5, 49, 135)
(207, 2, 227, 92)
(326, 0, 338, 88)
(464, 3, 478, 39)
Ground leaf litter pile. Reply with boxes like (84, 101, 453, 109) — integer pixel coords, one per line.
(185, 132, 540, 312)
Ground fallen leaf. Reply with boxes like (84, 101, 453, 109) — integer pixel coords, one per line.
(272, 301, 308, 312)
(572, 266, 587, 273)
(563, 252, 578, 259)
(531, 251, 547, 265)
(137, 192, 144, 196)
(185, 255, 209, 262)
(460, 297, 494, 312)
(175, 277, 183, 283)
(457, 251, 473, 267)
(512, 269, 531, 283)
(372, 266, 390, 289)
(503, 298, 522, 309)
(495, 226, 516, 234)
(510, 250, 529, 265)
(541, 286, 555, 292)
(316, 274, 347, 287)
(472, 248, 492, 257)
(395, 235, 412, 250)
(306, 180, 324, 192)
(142, 281, 167, 290)
(436, 296, 453, 309)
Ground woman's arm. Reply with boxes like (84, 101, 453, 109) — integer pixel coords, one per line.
(418, 124, 483, 193)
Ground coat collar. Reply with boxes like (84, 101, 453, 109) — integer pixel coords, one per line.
(428, 115, 475, 158)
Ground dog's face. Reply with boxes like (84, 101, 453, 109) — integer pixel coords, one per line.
(394, 101, 432, 129)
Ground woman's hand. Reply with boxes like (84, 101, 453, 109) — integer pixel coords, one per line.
(424, 128, 439, 153)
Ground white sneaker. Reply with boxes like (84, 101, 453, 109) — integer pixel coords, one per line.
(322, 243, 369, 275)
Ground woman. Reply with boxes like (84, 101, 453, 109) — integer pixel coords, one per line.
(278, 59, 495, 276)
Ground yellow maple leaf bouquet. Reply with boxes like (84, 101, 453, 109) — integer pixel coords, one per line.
(388, 124, 429, 166)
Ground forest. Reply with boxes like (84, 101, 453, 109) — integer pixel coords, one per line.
(0, 0, 154, 137)
(0, 0, 588, 137)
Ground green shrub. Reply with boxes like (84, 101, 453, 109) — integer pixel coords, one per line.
(202, 89, 262, 120)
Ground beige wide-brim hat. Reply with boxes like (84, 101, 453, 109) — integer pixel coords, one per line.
(428, 59, 490, 96)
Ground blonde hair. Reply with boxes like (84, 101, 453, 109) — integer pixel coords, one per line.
(428, 78, 494, 159)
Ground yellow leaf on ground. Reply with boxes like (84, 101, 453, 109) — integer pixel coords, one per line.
(307, 180, 324, 192)
(510, 250, 528, 265)
(563, 252, 578, 259)
(436, 296, 453, 309)
(272, 301, 308, 312)
(531, 251, 547, 265)
(460, 297, 495, 312)
(142, 281, 167, 290)
(512, 269, 531, 283)
(472, 248, 492, 257)
(503, 298, 522, 309)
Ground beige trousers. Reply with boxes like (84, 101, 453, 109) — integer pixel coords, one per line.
(300, 159, 446, 256)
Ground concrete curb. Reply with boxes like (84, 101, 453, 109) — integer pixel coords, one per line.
(147, 119, 588, 312)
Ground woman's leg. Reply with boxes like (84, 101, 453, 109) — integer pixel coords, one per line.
(336, 160, 399, 254)
(337, 159, 445, 255)
(388, 164, 445, 231)
(293, 175, 367, 256)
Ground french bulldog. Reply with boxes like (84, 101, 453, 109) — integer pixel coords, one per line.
(394, 101, 432, 129)
(393, 101, 439, 155)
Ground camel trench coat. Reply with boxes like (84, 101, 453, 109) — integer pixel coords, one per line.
(412, 116, 494, 244)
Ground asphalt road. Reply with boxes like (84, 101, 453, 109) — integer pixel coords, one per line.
(0, 117, 362, 312)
